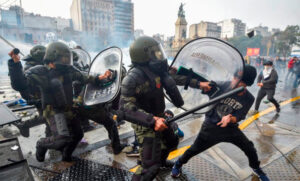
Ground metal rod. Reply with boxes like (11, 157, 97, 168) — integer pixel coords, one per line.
(167, 86, 245, 123)
(0, 35, 24, 56)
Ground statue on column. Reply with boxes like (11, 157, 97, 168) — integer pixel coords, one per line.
(178, 3, 185, 18)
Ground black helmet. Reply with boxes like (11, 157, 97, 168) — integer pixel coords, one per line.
(44, 42, 72, 65)
(22, 45, 46, 63)
(129, 36, 167, 64)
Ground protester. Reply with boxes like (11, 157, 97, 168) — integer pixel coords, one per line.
(252, 60, 280, 114)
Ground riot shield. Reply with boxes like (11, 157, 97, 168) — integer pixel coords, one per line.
(83, 47, 122, 106)
(170, 37, 244, 113)
(72, 48, 91, 72)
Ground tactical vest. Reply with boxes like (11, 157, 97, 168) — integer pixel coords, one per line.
(129, 66, 165, 116)
(25, 66, 73, 110)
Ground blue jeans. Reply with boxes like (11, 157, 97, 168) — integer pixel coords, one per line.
(293, 74, 300, 88)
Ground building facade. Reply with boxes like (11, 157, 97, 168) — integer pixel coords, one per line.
(113, 0, 134, 46)
(247, 25, 272, 37)
(218, 19, 246, 39)
(0, 6, 71, 44)
(189, 21, 221, 39)
(70, 0, 134, 47)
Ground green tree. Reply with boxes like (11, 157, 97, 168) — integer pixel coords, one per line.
(228, 35, 264, 56)
(273, 25, 300, 57)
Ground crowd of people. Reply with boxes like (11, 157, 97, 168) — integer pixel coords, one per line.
(245, 55, 300, 115)
(247, 55, 300, 88)
(8, 37, 295, 181)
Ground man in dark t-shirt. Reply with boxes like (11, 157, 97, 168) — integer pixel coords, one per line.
(171, 65, 270, 181)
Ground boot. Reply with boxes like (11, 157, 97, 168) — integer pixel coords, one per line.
(113, 143, 127, 154)
(15, 122, 30, 137)
(171, 160, 182, 178)
(36, 144, 47, 162)
(253, 168, 270, 181)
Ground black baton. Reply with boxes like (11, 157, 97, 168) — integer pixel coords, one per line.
(166, 86, 245, 124)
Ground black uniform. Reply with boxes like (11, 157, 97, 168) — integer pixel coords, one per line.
(72, 66, 127, 154)
(120, 65, 200, 180)
(176, 82, 261, 170)
(8, 57, 51, 137)
(254, 68, 280, 111)
(8, 60, 101, 161)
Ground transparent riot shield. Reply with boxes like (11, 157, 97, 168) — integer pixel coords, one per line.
(83, 47, 122, 106)
(170, 37, 245, 113)
(72, 48, 91, 72)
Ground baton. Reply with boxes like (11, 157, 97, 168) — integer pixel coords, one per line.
(0, 35, 24, 56)
(166, 86, 244, 124)
(112, 87, 244, 127)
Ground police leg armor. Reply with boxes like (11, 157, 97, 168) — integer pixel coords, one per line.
(91, 108, 123, 154)
(103, 116, 123, 154)
(138, 136, 162, 181)
(62, 117, 83, 161)
(36, 113, 72, 162)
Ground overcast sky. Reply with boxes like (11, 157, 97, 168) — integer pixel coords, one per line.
(2, 0, 300, 37)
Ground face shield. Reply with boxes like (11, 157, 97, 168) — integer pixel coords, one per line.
(147, 43, 169, 75)
(54, 50, 73, 72)
(147, 43, 167, 61)
(56, 49, 73, 66)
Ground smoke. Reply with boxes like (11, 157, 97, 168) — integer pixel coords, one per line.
(0, 39, 31, 75)
(0, 37, 132, 75)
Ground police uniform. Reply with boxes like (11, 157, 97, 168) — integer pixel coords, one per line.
(72, 63, 127, 154)
(119, 36, 201, 181)
(8, 45, 51, 137)
(8, 42, 106, 162)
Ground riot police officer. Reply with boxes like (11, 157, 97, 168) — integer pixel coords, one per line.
(8, 42, 114, 162)
(8, 45, 51, 137)
(119, 36, 211, 180)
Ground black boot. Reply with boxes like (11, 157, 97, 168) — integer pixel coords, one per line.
(15, 122, 30, 137)
(16, 115, 46, 137)
(113, 143, 127, 154)
(36, 145, 47, 162)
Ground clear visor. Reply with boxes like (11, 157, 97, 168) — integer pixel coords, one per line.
(148, 43, 167, 61)
(56, 50, 73, 65)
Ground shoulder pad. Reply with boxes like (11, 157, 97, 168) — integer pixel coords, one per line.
(25, 65, 48, 76)
(122, 72, 136, 88)
(128, 67, 144, 78)
(24, 62, 40, 71)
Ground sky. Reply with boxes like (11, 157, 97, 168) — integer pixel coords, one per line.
(1, 0, 300, 37)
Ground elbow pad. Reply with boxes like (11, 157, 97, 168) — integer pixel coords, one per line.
(161, 73, 184, 107)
